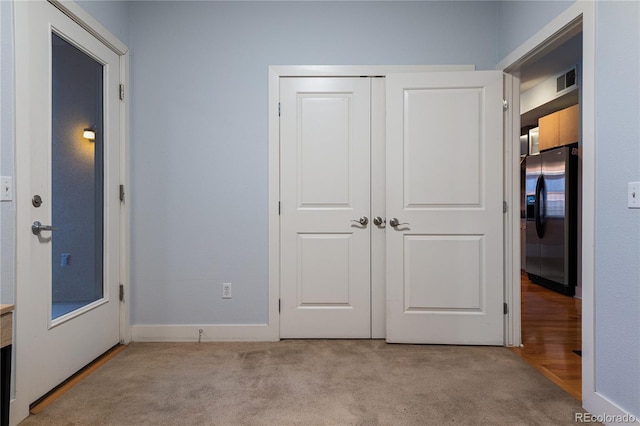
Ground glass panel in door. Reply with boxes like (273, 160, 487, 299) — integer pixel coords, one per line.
(51, 33, 104, 320)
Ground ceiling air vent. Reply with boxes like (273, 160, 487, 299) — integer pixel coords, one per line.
(557, 67, 577, 93)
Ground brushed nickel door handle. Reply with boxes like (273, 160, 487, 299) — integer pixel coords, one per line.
(389, 218, 409, 228)
(351, 217, 369, 226)
(32, 221, 58, 235)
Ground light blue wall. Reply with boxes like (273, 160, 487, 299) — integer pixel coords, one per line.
(593, 0, 640, 417)
(127, 1, 499, 325)
(76, 0, 131, 46)
(0, 0, 16, 305)
(498, 0, 640, 418)
(496, 0, 574, 60)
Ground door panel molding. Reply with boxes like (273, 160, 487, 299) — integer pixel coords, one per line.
(403, 234, 484, 312)
(499, 1, 600, 417)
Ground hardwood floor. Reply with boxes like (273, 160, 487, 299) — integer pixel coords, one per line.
(510, 272, 582, 401)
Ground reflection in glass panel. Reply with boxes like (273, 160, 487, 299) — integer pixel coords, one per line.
(51, 33, 104, 320)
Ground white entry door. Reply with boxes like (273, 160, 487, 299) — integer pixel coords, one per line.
(385, 71, 504, 345)
(280, 78, 372, 338)
(15, 0, 121, 402)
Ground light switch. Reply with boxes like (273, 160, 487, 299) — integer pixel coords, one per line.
(628, 182, 640, 209)
(1, 176, 12, 201)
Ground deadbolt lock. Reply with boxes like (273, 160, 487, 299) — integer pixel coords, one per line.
(32, 195, 43, 208)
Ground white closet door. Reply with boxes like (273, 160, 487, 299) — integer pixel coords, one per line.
(386, 71, 504, 345)
(280, 78, 371, 338)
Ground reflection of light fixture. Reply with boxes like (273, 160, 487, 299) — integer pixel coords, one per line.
(83, 129, 96, 141)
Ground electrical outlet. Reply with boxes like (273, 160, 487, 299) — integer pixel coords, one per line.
(628, 182, 640, 209)
(222, 283, 232, 299)
(1, 176, 12, 201)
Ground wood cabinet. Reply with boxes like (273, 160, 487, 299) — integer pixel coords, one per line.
(559, 104, 580, 145)
(538, 112, 559, 150)
(538, 104, 579, 151)
(0, 305, 13, 348)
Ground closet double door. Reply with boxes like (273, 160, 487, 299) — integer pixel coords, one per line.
(280, 72, 504, 345)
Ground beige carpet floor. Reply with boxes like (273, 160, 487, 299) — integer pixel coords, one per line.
(20, 340, 593, 426)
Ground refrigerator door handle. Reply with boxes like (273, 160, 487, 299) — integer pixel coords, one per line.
(535, 175, 546, 238)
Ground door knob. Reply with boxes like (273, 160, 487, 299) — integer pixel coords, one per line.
(389, 218, 409, 228)
(32, 221, 58, 236)
(373, 217, 385, 227)
(351, 217, 368, 226)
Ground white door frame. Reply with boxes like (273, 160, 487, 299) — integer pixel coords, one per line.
(497, 0, 626, 418)
(12, 1, 129, 424)
(268, 65, 475, 340)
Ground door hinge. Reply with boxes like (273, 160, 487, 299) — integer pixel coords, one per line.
(278, 102, 281, 117)
(278, 299, 281, 313)
(278, 201, 281, 215)
(119, 84, 125, 101)
(503, 99, 509, 111)
(120, 184, 125, 202)
(503, 201, 508, 213)
(119, 284, 124, 302)
(503, 302, 508, 315)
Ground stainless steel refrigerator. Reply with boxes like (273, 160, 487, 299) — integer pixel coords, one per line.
(525, 145, 578, 296)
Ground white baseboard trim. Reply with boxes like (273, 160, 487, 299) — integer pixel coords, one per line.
(10, 397, 29, 426)
(131, 324, 279, 342)
(583, 391, 639, 425)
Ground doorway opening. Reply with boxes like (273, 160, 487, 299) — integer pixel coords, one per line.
(510, 28, 584, 400)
